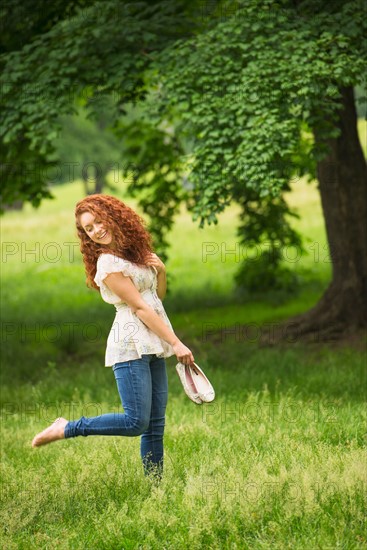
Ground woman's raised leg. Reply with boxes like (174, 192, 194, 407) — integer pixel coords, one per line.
(32, 356, 153, 445)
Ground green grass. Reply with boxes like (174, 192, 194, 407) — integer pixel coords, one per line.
(1, 347, 366, 549)
(1, 134, 366, 548)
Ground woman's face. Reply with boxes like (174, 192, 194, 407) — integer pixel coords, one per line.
(79, 211, 115, 248)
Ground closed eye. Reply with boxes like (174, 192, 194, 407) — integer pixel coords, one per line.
(84, 219, 101, 231)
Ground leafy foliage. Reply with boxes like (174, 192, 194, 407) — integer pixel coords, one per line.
(147, 0, 366, 287)
(1, 0, 366, 290)
(234, 186, 304, 291)
(151, 0, 366, 225)
(114, 113, 188, 260)
(0, 0, 196, 209)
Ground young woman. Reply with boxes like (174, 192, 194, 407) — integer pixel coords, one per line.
(32, 194, 195, 478)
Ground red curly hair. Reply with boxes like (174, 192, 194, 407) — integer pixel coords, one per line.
(75, 194, 153, 291)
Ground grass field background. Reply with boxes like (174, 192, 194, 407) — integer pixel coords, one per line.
(1, 123, 366, 549)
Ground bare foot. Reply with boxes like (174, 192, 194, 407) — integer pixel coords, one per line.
(32, 417, 69, 448)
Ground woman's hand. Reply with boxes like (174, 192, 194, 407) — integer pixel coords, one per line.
(145, 252, 166, 274)
(171, 339, 195, 366)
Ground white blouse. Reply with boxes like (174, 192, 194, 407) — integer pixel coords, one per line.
(94, 253, 175, 367)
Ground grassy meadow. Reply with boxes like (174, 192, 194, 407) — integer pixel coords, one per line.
(1, 149, 366, 548)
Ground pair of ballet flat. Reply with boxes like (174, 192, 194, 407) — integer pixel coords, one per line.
(175, 362, 215, 404)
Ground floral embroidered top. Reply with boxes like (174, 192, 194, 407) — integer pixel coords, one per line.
(94, 253, 175, 367)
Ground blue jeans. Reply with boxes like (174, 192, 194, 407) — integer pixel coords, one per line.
(64, 354, 168, 478)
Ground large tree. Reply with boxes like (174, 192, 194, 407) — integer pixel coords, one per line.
(1, 0, 366, 339)
(145, 0, 367, 339)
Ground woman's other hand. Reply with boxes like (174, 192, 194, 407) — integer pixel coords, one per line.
(171, 340, 195, 366)
(145, 252, 166, 274)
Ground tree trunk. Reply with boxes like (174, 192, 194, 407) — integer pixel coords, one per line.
(261, 86, 367, 344)
(82, 165, 106, 195)
(94, 167, 106, 194)
(82, 172, 90, 196)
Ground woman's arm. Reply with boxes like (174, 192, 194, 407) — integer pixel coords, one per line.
(144, 252, 167, 300)
(103, 271, 194, 365)
(156, 269, 167, 301)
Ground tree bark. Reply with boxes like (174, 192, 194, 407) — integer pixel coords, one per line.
(82, 165, 106, 195)
(261, 86, 367, 344)
(94, 167, 106, 194)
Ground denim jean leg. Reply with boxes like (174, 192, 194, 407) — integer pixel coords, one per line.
(64, 357, 152, 438)
(140, 355, 168, 478)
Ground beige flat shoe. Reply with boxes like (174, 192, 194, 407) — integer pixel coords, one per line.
(176, 362, 215, 404)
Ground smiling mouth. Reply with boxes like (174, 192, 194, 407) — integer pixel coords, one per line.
(98, 231, 107, 239)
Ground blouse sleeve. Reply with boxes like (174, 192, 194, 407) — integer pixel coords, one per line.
(94, 254, 132, 287)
